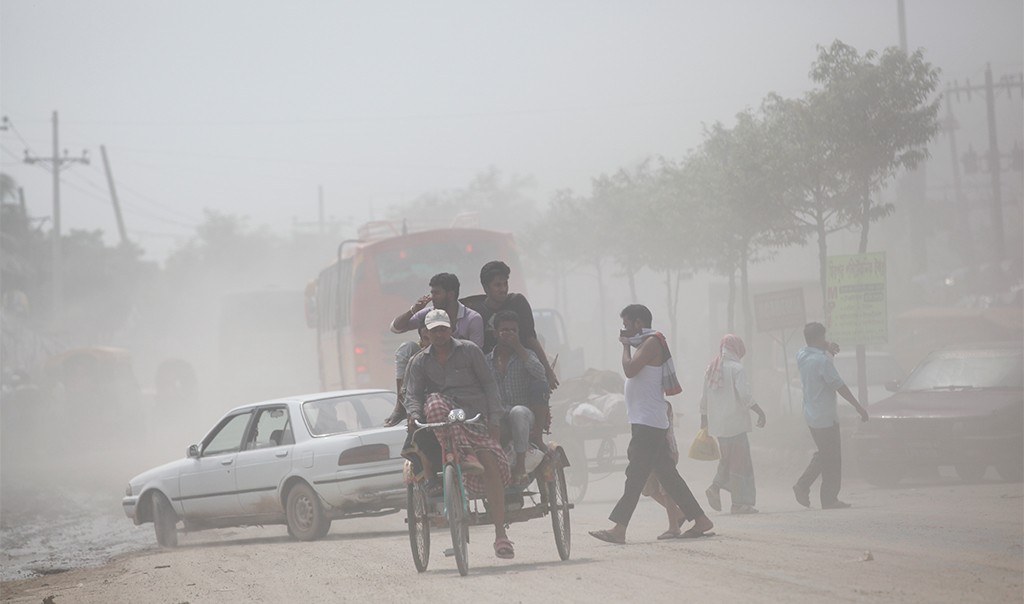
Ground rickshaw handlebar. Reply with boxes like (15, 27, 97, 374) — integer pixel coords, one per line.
(414, 412, 483, 429)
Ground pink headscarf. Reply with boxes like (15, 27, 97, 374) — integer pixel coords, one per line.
(704, 334, 747, 389)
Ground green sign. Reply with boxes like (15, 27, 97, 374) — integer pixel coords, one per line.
(826, 252, 887, 344)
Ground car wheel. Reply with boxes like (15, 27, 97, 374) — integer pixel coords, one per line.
(286, 482, 331, 541)
(996, 458, 1023, 483)
(152, 492, 179, 547)
(954, 463, 987, 482)
(860, 462, 904, 487)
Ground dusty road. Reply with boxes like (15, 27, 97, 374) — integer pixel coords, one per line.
(2, 454, 1021, 604)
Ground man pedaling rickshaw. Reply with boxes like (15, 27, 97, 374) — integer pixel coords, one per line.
(401, 309, 517, 560)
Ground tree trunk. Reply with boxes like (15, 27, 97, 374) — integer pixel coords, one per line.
(595, 260, 607, 368)
(664, 269, 683, 355)
(627, 266, 637, 303)
(740, 249, 754, 371)
(856, 178, 871, 409)
(727, 269, 736, 333)
(858, 180, 871, 255)
(817, 214, 829, 320)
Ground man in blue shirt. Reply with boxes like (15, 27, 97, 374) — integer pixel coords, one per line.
(793, 322, 869, 509)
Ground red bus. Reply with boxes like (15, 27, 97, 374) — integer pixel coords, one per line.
(307, 221, 525, 391)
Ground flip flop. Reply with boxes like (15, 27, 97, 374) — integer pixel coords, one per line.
(705, 487, 722, 512)
(494, 537, 515, 559)
(657, 529, 681, 540)
(588, 529, 626, 545)
(678, 527, 715, 539)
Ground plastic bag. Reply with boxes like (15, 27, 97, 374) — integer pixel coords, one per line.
(687, 428, 720, 461)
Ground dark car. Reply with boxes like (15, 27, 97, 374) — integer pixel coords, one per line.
(852, 341, 1023, 486)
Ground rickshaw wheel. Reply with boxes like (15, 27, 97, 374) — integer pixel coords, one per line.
(563, 441, 588, 503)
(548, 463, 572, 560)
(407, 484, 430, 572)
(596, 438, 617, 471)
(444, 464, 470, 576)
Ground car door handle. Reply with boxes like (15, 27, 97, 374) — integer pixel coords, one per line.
(221, 459, 234, 466)
(275, 451, 289, 458)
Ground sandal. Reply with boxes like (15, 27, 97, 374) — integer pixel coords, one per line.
(657, 529, 681, 540)
(678, 527, 715, 539)
(588, 529, 625, 545)
(705, 486, 722, 512)
(494, 537, 515, 559)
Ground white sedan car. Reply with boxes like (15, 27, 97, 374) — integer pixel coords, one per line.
(123, 389, 407, 546)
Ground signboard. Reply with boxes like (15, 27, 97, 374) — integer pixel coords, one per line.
(826, 252, 888, 344)
(754, 288, 806, 333)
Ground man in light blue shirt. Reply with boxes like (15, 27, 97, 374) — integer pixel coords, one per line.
(793, 322, 868, 510)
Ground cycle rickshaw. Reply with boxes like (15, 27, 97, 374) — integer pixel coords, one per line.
(405, 408, 573, 576)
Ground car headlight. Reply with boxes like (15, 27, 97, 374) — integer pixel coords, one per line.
(125, 483, 133, 497)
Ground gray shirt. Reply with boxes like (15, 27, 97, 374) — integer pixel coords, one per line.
(403, 337, 503, 428)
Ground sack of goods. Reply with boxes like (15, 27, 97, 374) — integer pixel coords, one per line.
(688, 428, 720, 461)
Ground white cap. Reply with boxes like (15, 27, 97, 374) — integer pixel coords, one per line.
(423, 309, 451, 330)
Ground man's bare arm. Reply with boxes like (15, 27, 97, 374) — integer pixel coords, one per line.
(391, 294, 431, 333)
(622, 337, 659, 378)
(838, 385, 868, 422)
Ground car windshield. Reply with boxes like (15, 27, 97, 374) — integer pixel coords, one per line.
(832, 354, 903, 385)
(900, 349, 1023, 392)
(302, 393, 397, 436)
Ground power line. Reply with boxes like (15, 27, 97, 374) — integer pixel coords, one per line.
(58, 173, 197, 229)
(83, 162, 200, 223)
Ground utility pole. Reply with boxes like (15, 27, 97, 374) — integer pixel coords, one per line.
(896, 0, 929, 276)
(100, 145, 129, 246)
(947, 66, 1024, 271)
(291, 187, 345, 236)
(318, 185, 325, 235)
(940, 84, 977, 289)
(897, 0, 907, 51)
(24, 111, 89, 328)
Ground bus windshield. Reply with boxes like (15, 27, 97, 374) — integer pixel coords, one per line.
(374, 239, 505, 300)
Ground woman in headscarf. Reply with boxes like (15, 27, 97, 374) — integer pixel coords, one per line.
(699, 334, 766, 514)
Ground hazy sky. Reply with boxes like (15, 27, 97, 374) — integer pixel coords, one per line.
(1, 1, 1021, 261)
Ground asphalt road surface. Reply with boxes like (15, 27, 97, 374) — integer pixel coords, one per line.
(2, 452, 1021, 604)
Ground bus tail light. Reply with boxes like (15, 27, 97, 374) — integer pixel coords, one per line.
(354, 345, 368, 374)
(338, 444, 389, 466)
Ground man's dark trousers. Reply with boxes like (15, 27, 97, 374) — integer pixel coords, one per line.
(795, 422, 842, 505)
(609, 423, 704, 525)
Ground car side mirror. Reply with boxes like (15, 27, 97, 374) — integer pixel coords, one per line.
(884, 380, 900, 393)
(187, 444, 200, 458)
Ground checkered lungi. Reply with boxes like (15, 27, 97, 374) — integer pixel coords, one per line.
(425, 393, 510, 496)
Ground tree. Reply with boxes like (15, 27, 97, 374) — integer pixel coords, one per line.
(163, 209, 282, 292)
(589, 160, 662, 303)
(524, 188, 615, 366)
(685, 111, 799, 351)
(61, 230, 154, 338)
(520, 190, 583, 317)
(810, 41, 941, 255)
(769, 41, 941, 314)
